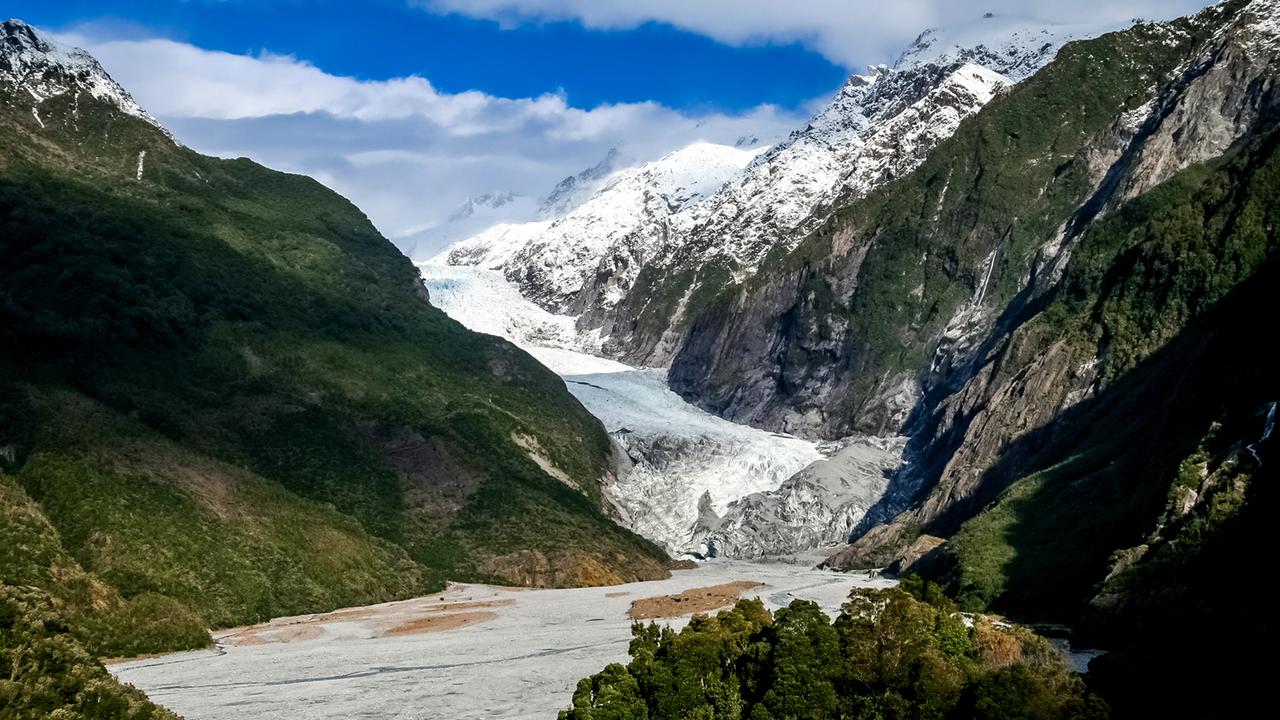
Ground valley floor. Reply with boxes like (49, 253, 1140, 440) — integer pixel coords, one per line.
(105, 267, 908, 718)
(109, 562, 893, 720)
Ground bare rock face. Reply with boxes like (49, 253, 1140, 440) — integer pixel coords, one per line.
(888, 534, 947, 574)
(361, 425, 485, 520)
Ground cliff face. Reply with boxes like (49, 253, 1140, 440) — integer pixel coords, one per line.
(670, 0, 1279, 591)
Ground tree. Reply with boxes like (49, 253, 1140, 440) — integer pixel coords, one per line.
(752, 600, 841, 720)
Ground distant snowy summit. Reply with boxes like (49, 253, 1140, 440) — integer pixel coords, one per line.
(0, 18, 172, 138)
(403, 148, 631, 259)
(538, 147, 631, 219)
(402, 191, 539, 260)
(433, 141, 768, 313)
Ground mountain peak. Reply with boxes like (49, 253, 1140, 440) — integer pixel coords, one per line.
(447, 191, 525, 222)
(895, 14, 1133, 81)
(1, 18, 169, 136)
(538, 147, 631, 218)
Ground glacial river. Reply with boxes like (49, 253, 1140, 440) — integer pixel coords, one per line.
(110, 561, 893, 720)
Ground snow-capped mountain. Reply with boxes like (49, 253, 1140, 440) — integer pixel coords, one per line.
(435, 13, 1133, 367)
(421, 12, 1143, 560)
(597, 14, 1140, 366)
(652, 60, 1009, 280)
(1, 19, 170, 138)
(894, 14, 1123, 81)
(436, 141, 767, 315)
(407, 150, 633, 261)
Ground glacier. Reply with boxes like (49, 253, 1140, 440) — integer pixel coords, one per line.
(421, 264, 901, 556)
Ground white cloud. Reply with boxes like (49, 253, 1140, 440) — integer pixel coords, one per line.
(60, 31, 803, 257)
(416, 0, 1213, 68)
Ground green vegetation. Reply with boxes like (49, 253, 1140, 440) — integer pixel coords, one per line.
(0, 585, 179, 720)
(1080, 410, 1274, 719)
(561, 587, 1106, 720)
(0, 64, 667, 677)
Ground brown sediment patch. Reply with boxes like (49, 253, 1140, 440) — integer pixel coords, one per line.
(605, 591, 630, 598)
(383, 610, 497, 636)
(312, 607, 378, 623)
(223, 633, 267, 647)
(205, 590, 518, 647)
(222, 625, 324, 646)
(628, 581, 765, 620)
(100, 651, 172, 666)
(668, 559, 699, 571)
(421, 599, 513, 612)
(313, 597, 511, 622)
(264, 625, 325, 643)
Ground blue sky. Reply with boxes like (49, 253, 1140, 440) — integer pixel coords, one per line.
(9, 0, 1213, 255)
(9, 0, 847, 113)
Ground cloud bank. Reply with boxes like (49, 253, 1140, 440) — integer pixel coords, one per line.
(58, 0, 1213, 257)
(417, 0, 1212, 68)
(65, 32, 804, 257)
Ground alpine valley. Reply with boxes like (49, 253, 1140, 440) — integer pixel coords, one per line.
(0, 18, 670, 718)
(1, 0, 1277, 718)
